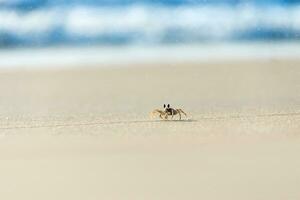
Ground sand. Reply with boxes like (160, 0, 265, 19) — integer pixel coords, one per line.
(0, 59, 299, 199)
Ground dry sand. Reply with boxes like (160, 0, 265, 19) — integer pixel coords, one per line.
(0, 59, 299, 199)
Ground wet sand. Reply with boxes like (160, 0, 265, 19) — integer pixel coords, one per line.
(0, 59, 299, 199)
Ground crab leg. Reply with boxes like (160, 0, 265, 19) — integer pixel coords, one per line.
(171, 109, 174, 119)
(178, 109, 187, 117)
(178, 111, 181, 120)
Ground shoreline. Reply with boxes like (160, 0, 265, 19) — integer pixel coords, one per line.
(1, 42, 300, 69)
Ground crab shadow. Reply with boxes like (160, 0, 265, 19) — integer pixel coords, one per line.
(111, 119, 197, 125)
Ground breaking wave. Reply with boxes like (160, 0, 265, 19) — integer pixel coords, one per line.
(0, 2, 300, 47)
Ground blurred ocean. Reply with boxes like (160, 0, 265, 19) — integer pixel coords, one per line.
(0, 0, 300, 48)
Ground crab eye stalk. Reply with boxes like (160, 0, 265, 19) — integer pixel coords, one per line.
(163, 104, 166, 108)
(167, 104, 170, 108)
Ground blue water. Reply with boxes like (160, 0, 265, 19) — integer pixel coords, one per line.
(0, 0, 300, 47)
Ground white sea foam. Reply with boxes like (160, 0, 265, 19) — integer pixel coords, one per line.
(0, 5, 299, 45)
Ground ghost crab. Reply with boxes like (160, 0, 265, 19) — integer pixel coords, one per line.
(150, 104, 187, 120)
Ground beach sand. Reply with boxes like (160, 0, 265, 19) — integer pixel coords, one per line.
(0, 59, 299, 199)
